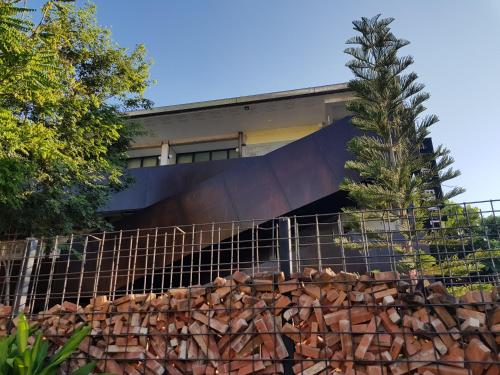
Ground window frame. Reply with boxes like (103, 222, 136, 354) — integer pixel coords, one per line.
(126, 155, 160, 169)
(175, 148, 238, 164)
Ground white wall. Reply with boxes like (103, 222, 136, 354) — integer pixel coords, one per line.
(242, 141, 290, 157)
(126, 91, 351, 164)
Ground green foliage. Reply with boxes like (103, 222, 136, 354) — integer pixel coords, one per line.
(452, 207, 500, 252)
(447, 283, 494, 298)
(339, 16, 495, 289)
(0, 1, 152, 237)
(0, 313, 94, 375)
(340, 14, 464, 249)
(0, 2, 34, 33)
(397, 249, 492, 276)
(429, 203, 500, 271)
(341, 15, 463, 211)
(431, 203, 482, 250)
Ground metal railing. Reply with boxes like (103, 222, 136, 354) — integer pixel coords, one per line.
(0, 199, 499, 374)
(1, 199, 499, 315)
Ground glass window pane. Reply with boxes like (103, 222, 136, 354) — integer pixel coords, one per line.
(228, 149, 239, 159)
(194, 152, 210, 162)
(211, 150, 228, 160)
(127, 158, 141, 169)
(177, 154, 193, 164)
(142, 156, 158, 167)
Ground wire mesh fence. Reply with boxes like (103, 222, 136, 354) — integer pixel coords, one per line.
(0, 199, 499, 374)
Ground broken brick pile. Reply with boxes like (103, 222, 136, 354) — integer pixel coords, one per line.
(0, 268, 499, 375)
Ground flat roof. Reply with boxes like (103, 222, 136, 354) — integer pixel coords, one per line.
(127, 82, 349, 119)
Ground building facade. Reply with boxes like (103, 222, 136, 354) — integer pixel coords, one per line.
(124, 83, 352, 168)
(103, 83, 359, 229)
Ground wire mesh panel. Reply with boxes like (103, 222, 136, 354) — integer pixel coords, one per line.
(0, 219, 284, 314)
(0, 200, 499, 374)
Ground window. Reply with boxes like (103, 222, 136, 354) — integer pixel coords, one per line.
(194, 152, 210, 162)
(176, 148, 238, 164)
(211, 150, 228, 161)
(176, 154, 193, 164)
(228, 149, 239, 159)
(127, 155, 160, 169)
(127, 158, 142, 169)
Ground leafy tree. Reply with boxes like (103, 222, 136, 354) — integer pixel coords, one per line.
(340, 15, 464, 250)
(341, 15, 463, 212)
(429, 203, 500, 273)
(337, 16, 496, 292)
(0, 1, 152, 237)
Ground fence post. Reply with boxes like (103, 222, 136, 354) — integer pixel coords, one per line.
(278, 217, 293, 278)
(13, 237, 38, 315)
(278, 217, 295, 373)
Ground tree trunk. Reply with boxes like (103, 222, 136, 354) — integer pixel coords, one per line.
(388, 131, 396, 168)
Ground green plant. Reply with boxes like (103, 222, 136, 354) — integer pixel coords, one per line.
(447, 283, 494, 298)
(0, 1, 152, 238)
(338, 15, 486, 286)
(342, 14, 464, 213)
(0, 313, 95, 375)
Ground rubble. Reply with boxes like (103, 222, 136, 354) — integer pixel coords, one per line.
(0, 269, 498, 375)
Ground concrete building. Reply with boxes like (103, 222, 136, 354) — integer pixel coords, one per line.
(103, 83, 359, 229)
(1, 85, 449, 305)
(124, 83, 352, 169)
(28, 83, 442, 298)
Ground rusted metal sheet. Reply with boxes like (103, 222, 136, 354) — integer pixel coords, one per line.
(113, 117, 358, 228)
(50, 117, 360, 297)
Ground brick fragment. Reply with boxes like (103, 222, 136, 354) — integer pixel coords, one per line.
(434, 306, 457, 328)
(278, 279, 299, 294)
(297, 360, 330, 375)
(390, 335, 404, 360)
(232, 270, 250, 284)
(274, 294, 292, 315)
(387, 307, 401, 324)
(390, 348, 436, 375)
(465, 338, 491, 375)
(339, 319, 353, 357)
(312, 299, 326, 332)
(373, 271, 399, 282)
(431, 318, 455, 347)
(461, 317, 480, 332)
(303, 283, 322, 300)
(457, 308, 486, 325)
(354, 316, 380, 360)
(283, 307, 299, 321)
(374, 288, 398, 302)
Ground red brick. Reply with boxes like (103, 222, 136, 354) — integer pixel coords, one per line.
(354, 316, 379, 360)
(339, 319, 353, 357)
(465, 338, 491, 375)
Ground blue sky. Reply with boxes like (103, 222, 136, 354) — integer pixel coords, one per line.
(36, 1, 500, 203)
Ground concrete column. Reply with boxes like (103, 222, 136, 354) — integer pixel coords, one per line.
(13, 238, 38, 314)
(238, 132, 243, 157)
(160, 142, 170, 166)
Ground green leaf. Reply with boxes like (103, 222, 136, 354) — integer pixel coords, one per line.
(16, 313, 29, 354)
(40, 325, 91, 375)
(23, 348, 32, 374)
(37, 341, 49, 372)
(32, 332, 49, 374)
(14, 356, 26, 375)
(71, 362, 96, 375)
(0, 336, 14, 373)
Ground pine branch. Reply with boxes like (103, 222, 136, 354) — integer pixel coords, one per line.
(343, 14, 464, 213)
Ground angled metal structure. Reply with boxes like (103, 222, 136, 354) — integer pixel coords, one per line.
(104, 116, 359, 228)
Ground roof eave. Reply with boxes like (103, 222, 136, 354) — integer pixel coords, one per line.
(126, 82, 350, 119)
